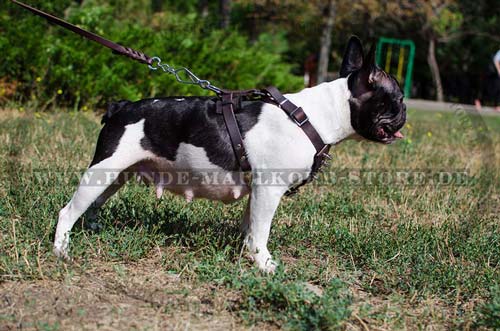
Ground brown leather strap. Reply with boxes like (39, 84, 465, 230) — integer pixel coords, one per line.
(10, 0, 152, 65)
(262, 86, 332, 195)
(214, 87, 330, 195)
(219, 93, 251, 171)
(263, 86, 327, 153)
(218, 88, 264, 99)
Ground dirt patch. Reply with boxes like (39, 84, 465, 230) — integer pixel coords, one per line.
(0, 254, 275, 331)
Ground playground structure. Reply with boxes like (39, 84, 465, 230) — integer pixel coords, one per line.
(376, 37, 416, 98)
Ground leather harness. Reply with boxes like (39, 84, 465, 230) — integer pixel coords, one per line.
(216, 88, 331, 195)
(11, 0, 332, 195)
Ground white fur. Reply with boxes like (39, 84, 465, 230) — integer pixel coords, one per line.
(159, 143, 249, 203)
(54, 119, 154, 258)
(242, 78, 355, 271)
(54, 79, 355, 272)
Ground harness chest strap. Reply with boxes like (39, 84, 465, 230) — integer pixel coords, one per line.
(262, 87, 332, 192)
(262, 86, 330, 154)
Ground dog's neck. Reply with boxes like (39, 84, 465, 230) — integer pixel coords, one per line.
(285, 78, 356, 145)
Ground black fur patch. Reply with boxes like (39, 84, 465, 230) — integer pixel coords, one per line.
(90, 97, 263, 170)
(102, 100, 131, 124)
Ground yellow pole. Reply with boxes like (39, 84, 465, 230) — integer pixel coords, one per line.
(397, 46, 405, 82)
(385, 45, 392, 73)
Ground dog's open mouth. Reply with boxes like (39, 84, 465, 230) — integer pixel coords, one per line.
(377, 127, 404, 144)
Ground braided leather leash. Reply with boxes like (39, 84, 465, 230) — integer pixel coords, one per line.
(11, 0, 153, 65)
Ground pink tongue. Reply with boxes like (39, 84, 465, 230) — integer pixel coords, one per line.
(393, 131, 404, 139)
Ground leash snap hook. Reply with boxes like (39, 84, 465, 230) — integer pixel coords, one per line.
(198, 80, 211, 89)
(146, 54, 223, 94)
(148, 56, 162, 71)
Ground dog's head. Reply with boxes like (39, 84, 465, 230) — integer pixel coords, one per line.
(340, 36, 406, 144)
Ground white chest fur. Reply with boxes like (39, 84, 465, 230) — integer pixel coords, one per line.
(244, 78, 355, 177)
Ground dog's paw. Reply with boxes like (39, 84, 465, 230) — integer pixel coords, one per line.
(252, 251, 277, 274)
(260, 258, 277, 274)
(53, 244, 71, 261)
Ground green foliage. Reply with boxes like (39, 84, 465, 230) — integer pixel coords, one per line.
(431, 7, 463, 36)
(476, 285, 500, 329)
(2, 0, 499, 106)
(233, 272, 352, 330)
(1, 1, 302, 109)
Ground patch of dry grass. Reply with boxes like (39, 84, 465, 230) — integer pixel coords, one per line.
(0, 107, 499, 330)
(1, 251, 267, 331)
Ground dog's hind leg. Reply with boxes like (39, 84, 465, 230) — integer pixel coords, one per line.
(54, 119, 153, 259)
(83, 170, 130, 231)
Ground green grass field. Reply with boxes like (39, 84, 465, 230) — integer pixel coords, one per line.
(0, 107, 499, 330)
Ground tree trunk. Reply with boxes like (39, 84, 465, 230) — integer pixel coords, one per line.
(317, 0, 336, 84)
(427, 38, 444, 102)
(220, 0, 231, 29)
(199, 0, 209, 18)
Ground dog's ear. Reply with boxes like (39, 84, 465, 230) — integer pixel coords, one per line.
(359, 43, 385, 86)
(364, 43, 377, 69)
(339, 36, 364, 78)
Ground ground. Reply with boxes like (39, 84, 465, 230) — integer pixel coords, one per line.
(0, 107, 499, 330)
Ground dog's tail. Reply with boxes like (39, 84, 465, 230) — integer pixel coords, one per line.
(101, 100, 131, 124)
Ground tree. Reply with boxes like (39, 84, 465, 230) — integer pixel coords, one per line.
(384, 0, 463, 101)
(199, 0, 210, 18)
(220, 0, 231, 29)
(317, 0, 336, 84)
(423, 2, 463, 102)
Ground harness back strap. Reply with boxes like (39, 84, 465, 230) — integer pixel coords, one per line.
(10, 0, 153, 65)
(220, 93, 252, 171)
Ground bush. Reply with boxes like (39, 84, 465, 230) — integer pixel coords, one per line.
(1, 1, 303, 110)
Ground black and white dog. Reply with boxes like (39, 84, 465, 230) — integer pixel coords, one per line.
(54, 36, 406, 272)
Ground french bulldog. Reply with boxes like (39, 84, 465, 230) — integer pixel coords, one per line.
(54, 36, 406, 272)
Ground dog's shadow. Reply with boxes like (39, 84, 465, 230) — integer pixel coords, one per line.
(78, 189, 245, 250)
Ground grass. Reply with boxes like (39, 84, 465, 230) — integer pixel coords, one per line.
(0, 107, 499, 330)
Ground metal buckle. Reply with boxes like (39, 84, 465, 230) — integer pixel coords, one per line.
(279, 99, 288, 106)
(289, 107, 309, 126)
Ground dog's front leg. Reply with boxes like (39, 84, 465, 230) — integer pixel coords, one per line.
(244, 184, 287, 273)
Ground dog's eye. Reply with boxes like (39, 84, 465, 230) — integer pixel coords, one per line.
(378, 102, 385, 108)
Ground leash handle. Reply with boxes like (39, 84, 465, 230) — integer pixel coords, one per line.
(10, 0, 153, 65)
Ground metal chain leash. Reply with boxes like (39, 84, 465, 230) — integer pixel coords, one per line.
(148, 56, 222, 95)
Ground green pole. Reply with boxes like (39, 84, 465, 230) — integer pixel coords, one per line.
(376, 37, 415, 98)
(376, 39, 384, 69)
(404, 40, 416, 98)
